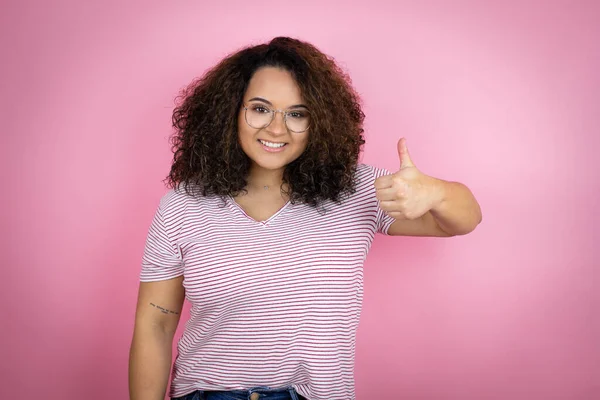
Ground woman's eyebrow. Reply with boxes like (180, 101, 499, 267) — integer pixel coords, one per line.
(247, 97, 308, 109)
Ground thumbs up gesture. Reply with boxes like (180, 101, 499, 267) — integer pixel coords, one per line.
(374, 138, 443, 220)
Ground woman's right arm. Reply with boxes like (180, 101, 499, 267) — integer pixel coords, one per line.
(129, 276, 185, 400)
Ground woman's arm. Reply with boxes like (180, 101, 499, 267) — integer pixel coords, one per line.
(428, 180, 482, 235)
(386, 179, 482, 236)
(129, 277, 185, 400)
(376, 138, 482, 237)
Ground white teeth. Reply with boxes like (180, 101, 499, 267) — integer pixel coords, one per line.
(259, 140, 286, 148)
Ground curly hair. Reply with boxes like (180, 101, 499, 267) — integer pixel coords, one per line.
(165, 36, 366, 207)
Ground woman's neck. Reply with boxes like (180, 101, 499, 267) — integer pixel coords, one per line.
(245, 165, 286, 193)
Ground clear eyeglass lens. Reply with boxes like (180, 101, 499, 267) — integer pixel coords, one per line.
(245, 104, 310, 133)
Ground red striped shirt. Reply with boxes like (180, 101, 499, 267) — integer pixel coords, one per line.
(140, 163, 395, 399)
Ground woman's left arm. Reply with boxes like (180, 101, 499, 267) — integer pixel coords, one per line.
(428, 179, 482, 236)
(375, 138, 482, 237)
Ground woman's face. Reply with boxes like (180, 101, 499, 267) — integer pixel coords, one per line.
(237, 67, 310, 172)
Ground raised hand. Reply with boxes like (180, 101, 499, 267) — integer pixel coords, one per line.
(374, 138, 443, 220)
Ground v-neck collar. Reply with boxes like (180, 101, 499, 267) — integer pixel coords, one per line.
(226, 195, 291, 226)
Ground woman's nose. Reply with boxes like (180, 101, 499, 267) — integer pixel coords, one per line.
(267, 111, 287, 134)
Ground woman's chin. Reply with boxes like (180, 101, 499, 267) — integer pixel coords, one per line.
(250, 158, 289, 171)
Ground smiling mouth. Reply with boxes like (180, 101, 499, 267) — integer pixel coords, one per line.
(258, 139, 287, 149)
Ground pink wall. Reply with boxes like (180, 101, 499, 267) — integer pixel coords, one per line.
(2, 1, 598, 399)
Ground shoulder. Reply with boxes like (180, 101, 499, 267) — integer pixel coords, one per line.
(156, 183, 223, 217)
(331, 163, 392, 205)
(157, 185, 186, 212)
(354, 163, 393, 186)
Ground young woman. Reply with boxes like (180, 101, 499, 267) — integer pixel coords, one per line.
(129, 37, 482, 400)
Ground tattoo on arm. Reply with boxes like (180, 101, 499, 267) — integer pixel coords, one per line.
(149, 303, 180, 315)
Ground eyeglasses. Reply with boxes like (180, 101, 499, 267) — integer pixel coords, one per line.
(242, 103, 310, 133)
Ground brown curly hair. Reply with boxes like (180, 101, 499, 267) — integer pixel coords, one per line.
(165, 36, 366, 207)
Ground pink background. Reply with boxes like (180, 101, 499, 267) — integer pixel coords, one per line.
(2, 1, 598, 399)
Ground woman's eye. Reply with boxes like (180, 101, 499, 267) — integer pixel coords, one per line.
(288, 111, 306, 119)
(252, 105, 270, 113)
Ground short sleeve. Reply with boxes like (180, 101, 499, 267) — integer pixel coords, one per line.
(139, 199, 184, 282)
(372, 166, 397, 235)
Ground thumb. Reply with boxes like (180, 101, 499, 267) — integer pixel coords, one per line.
(397, 138, 415, 169)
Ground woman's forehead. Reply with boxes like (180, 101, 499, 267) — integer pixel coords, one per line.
(245, 67, 304, 106)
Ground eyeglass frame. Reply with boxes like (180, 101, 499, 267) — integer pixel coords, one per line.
(242, 103, 311, 133)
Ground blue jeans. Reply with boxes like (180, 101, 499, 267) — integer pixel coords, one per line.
(172, 385, 308, 400)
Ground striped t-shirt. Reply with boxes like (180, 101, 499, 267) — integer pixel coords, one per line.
(139, 163, 396, 400)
